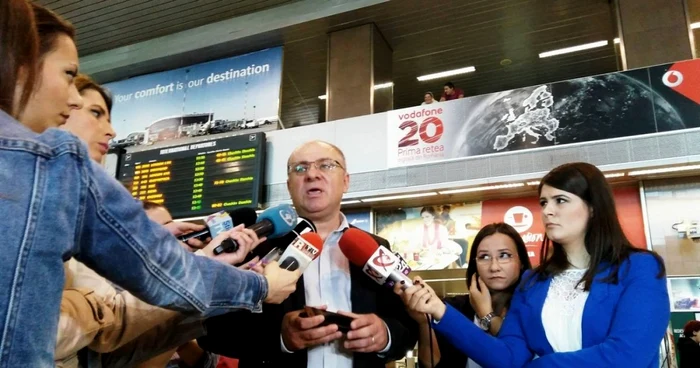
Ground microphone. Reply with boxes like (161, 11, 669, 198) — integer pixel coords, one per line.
(338, 228, 412, 289)
(250, 217, 317, 259)
(213, 204, 298, 255)
(278, 232, 324, 271)
(176, 207, 257, 242)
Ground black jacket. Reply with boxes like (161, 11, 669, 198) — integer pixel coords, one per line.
(198, 228, 418, 368)
(678, 337, 700, 368)
(418, 295, 475, 368)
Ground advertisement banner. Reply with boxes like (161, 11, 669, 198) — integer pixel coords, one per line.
(345, 211, 372, 233)
(375, 203, 482, 270)
(481, 187, 646, 267)
(669, 277, 700, 312)
(106, 47, 283, 148)
(387, 58, 700, 167)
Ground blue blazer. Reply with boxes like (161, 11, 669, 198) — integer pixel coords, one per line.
(432, 253, 669, 368)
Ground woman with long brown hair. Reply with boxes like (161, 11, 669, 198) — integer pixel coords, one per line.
(397, 162, 670, 367)
(0, 2, 298, 366)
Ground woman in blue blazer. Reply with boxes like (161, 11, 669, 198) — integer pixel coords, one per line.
(397, 162, 670, 368)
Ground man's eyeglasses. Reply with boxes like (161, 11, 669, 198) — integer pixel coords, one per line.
(287, 159, 344, 175)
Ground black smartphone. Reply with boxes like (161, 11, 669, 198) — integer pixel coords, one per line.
(300, 306, 353, 333)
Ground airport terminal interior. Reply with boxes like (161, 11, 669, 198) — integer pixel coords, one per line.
(12, 0, 700, 367)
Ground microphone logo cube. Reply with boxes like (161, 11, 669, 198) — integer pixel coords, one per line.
(290, 237, 319, 258)
(363, 247, 399, 285)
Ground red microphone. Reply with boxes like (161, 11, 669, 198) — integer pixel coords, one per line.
(278, 232, 324, 271)
(338, 228, 412, 289)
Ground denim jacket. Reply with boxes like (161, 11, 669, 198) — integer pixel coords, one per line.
(0, 110, 268, 367)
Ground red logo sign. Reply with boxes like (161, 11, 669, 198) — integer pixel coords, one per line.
(663, 60, 700, 105)
(372, 247, 396, 271)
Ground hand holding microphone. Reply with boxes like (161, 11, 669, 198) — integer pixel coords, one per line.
(199, 224, 266, 265)
(213, 204, 298, 255)
(262, 261, 301, 304)
(393, 276, 446, 321)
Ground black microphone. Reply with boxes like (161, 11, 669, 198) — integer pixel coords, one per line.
(213, 204, 298, 255)
(248, 217, 317, 260)
(176, 207, 257, 242)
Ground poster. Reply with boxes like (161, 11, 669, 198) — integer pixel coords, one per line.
(481, 187, 646, 267)
(345, 211, 372, 233)
(387, 58, 700, 168)
(375, 203, 482, 270)
(106, 47, 283, 148)
(669, 277, 700, 312)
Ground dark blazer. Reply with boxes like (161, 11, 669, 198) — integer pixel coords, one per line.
(418, 295, 475, 368)
(678, 337, 700, 368)
(198, 227, 419, 368)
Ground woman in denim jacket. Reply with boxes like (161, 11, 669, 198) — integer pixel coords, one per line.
(0, 2, 299, 367)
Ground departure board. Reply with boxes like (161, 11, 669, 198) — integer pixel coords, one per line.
(118, 133, 265, 219)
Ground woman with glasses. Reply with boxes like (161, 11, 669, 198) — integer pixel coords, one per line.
(403, 223, 532, 367)
(396, 162, 669, 368)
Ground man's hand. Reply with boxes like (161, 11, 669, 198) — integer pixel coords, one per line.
(338, 311, 388, 353)
(281, 307, 342, 351)
(200, 224, 266, 265)
(263, 261, 300, 304)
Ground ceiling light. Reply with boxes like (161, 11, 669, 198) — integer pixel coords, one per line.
(692, 22, 700, 30)
(362, 192, 438, 202)
(539, 40, 609, 58)
(628, 164, 700, 176)
(613, 38, 620, 44)
(373, 82, 394, 90)
(526, 181, 540, 186)
(417, 66, 476, 81)
(439, 183, 524, 195)
(340, 200, 362, 205)
(318, 95, 327, 100)
(604, 172, 625, 178)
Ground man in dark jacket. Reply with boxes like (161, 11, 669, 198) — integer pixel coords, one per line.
(199, 140, 418, 367)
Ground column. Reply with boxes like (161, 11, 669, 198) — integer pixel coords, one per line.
(616, 0, 695, 70)
(326, 24, 393, 121)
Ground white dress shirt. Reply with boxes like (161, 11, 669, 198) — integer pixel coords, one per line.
(281, 213, 391, 367)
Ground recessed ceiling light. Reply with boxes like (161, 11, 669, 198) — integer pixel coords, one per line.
(539, 40, 609, 58)
(691, 22, 700, 30)
(526, 181, 540, 186)
(373, 82, 394, 90)
(604, 172, 625, 178)
(417, 66, 476, 81)
(628, 164, 700, 176)
(438, 183, 524, 195)
(613, 38, 620, 44)
(362, 192, 438, 202)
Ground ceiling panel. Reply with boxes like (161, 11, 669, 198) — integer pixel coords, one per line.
(41, 0, 621, 128)
(36, 0, 301, 55)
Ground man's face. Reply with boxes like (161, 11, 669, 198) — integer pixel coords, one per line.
(286, 142, 349, 220)
(444, 85, 454, 95)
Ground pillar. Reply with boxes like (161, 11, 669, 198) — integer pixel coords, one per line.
(326, 24, 393, 121)
(616, 0, 695, 70)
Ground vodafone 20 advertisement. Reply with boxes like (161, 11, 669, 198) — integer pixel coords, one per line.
(387, 58, 700, 168)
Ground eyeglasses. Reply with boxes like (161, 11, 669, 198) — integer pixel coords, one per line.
(475, 253, 515, 264)
(287, 159, 344, 175)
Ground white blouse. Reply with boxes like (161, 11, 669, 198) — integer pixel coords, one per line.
(541, 268, 590, 352)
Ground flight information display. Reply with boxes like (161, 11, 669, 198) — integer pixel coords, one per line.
(118, 133, 266, 219)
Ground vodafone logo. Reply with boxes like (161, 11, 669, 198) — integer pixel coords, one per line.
(504, 206, 534, 233)
(662, 70, 683, 88)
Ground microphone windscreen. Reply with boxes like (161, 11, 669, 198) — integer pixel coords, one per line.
(300, 232, 324, 257)
(257, 204, 298, 238)
(338, 228, 379, 267)
(228, 207, 257, 227)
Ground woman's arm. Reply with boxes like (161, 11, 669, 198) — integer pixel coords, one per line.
(416, 316, 441, 367)
(525, 254, 669, 368)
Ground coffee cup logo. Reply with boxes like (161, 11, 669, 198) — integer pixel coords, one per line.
(504, 206, 533, 233)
